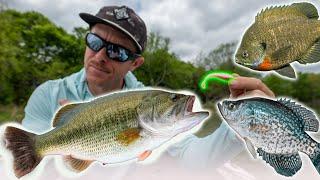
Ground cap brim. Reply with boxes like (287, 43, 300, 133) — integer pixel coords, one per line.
(79, 12, 142, 53)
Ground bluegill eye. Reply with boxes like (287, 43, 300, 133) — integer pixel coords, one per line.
(242, 51, 249, 58)
(227, 103, 236, 110)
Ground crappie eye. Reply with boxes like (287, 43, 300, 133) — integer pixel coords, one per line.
(227, 103, 236, 111)
(242, 51, 249, 58)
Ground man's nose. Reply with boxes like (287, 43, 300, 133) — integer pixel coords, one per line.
(94, 47, 109, 63)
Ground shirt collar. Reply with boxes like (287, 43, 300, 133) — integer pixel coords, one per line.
(80, 68, 134, 99)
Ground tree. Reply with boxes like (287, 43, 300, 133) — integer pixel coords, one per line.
(194, 41, 237, 70)
(0, 10, 85, 105)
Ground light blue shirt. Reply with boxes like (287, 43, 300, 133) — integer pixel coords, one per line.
(21, 68, 244, 168)
(21, 68, 144, 133)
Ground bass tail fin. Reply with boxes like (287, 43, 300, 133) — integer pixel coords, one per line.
(308, 143, 320, 175)
(4, 126, 42, 178)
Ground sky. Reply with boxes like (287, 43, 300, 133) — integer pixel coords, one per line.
(4, 0, 320, 72)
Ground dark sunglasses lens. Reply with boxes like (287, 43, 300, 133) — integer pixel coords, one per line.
(86, 33, 136, 62)
(107, 45, 130, 62)
(87, 33, 103, 52)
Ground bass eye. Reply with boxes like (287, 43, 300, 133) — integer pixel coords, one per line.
(242, 51, 249, 58)
(227, 103, 236, 110)
(170, 94, 178, 102)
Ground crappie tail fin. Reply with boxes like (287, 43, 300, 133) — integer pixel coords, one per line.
(309, 143, 320, 174)
(4, 126, 42, 178)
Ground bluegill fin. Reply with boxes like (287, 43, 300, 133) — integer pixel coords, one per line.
(298, 40, 320, 64)
(274, 64, 296, 79)
(255, 3, 318, 23)
(138, 150, 152, 161)
(53, 103, 81, 127)
(244, 137, 257, 159)
(292, 2, 319, 19)
(116, 128, 141, 146)
(277, 98, 319, 132)
(271, 45, 292, 60)
(63, 155, 93, 173)
(257, 148, 302, 177)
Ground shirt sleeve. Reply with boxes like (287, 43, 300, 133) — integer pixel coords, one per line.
(21, 82, 53, 133)
(166, 122, 245, 169)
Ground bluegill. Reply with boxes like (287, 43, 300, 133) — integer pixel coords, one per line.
(217, 97, 320, 176)
(235, 2, 320, 79)
(2, 89, 209, 178)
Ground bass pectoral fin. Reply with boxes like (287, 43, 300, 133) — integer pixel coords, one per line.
(244, 137, 257, 159)
(274, 64, 296, 79)
(63, 155, 94, 173)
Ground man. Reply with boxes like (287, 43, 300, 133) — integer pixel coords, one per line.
(20, 5, 275, 178)
(22, 6, 146, 133)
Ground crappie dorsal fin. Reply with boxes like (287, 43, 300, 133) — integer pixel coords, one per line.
(257, 148, 302, 177)
(63, 155, 93, 173)
(274, 64, 296, 79)
(292, 2, 319, 19)
(277, 98, 319, 132)
(298, 40, 320, 64)
(53, 103, 81, 127)
(116, 128, 141, 146)
(255, 2, 318, 23)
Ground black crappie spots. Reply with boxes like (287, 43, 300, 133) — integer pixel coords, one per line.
(218, 97, 320, 177)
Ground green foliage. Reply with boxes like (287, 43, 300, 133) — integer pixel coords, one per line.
(262, 73, 320, 115)
(0, 10, 85, 105)
(135, 32, 200, 91)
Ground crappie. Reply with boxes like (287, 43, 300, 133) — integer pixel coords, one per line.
(235, 2, 320, 79)
(217, 97, 320, 176)
(2, 89, 209, 178)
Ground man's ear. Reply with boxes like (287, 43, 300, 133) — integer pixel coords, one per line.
(130, 56, 144, 71)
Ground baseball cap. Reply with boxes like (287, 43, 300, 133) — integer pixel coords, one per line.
(80, 5, 147, 53)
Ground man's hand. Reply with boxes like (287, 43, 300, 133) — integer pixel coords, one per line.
(58, 99, 70, 106)
(228, 76, 275, 99)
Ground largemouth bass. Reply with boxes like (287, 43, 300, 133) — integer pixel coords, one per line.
(2, 89, 209, 178)
(235, 2, 320, 79)
(217, 97, 320, 176)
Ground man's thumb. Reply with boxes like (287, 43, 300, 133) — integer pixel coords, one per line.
(58, 99, 69, 106)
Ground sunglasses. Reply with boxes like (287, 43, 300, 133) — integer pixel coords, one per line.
(85, 32, 141, 62)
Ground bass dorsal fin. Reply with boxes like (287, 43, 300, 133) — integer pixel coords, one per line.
(255, 2, 318, 23)
(52, 103, 81, 127)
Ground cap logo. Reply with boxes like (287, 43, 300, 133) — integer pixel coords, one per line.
(114, 7, 129, 20)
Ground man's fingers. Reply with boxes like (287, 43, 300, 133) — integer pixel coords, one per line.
(229, 77, 275, 98)
(237, 90, 269, 98)
(59, 99, 70, 106)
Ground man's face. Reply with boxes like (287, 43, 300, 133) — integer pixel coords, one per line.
(84, 23, 143, 87)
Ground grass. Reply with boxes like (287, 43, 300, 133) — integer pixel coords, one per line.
(0, 104, 24, 124)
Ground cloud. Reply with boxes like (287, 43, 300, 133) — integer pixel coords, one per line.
(5, 0, 320, 72)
